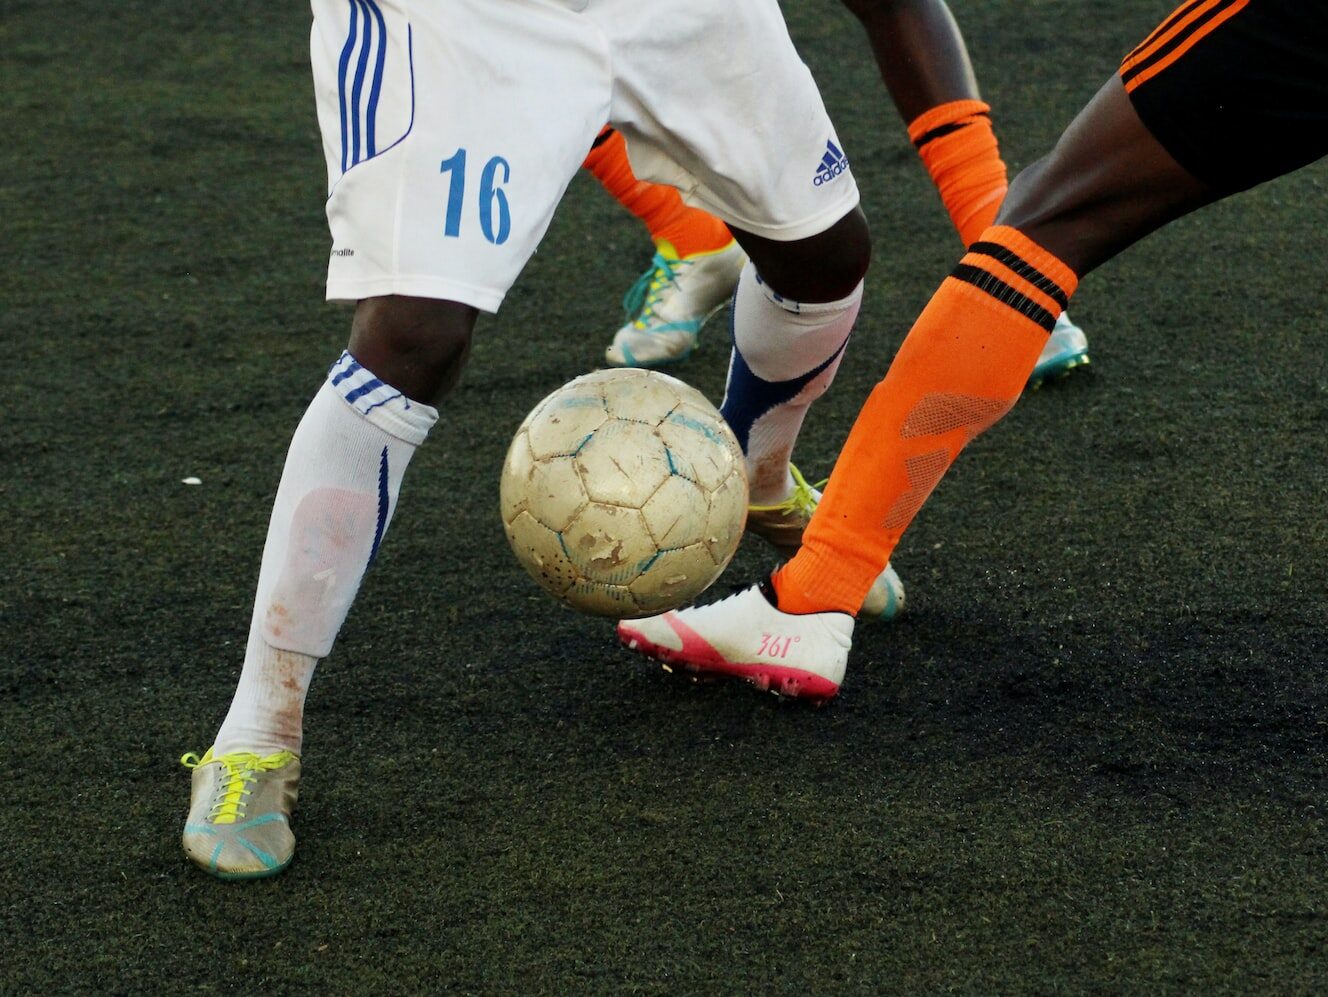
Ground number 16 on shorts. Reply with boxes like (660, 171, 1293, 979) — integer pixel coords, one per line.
(440, 148, 512, 246)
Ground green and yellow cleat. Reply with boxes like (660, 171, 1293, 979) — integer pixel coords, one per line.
(181, 747, 300, 881)
(604, 240, 747, 368)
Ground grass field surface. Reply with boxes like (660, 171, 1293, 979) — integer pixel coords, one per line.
(3, 1, 1326, 992)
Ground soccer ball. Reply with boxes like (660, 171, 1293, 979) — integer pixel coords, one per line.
(500, 368, 748, 618)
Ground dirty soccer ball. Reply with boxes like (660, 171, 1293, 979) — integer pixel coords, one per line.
(500, 368, 748, 618)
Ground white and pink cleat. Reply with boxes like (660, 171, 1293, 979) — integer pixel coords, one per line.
(617, 580, 854, 701)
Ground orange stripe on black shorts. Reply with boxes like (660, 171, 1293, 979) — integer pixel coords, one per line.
(1119, 0, 1328, 194)
(1120, 0, 1250, 93)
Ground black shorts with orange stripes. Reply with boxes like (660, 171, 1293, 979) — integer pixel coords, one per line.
(1121, 0, 1328, 194)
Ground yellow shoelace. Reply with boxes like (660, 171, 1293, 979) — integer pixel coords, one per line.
(623, 250, 692, 328)
(181, 749, 296, 824)
(747, 463, 825, 516)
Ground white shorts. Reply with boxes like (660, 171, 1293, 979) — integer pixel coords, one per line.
(311, 0, 860, 311)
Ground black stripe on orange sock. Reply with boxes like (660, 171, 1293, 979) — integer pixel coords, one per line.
(966, 241, 1070, 310)
(949, 264, 1058, 331)
(911, 112, 990, 151)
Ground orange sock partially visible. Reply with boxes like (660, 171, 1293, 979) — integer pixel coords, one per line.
(773, 227, 1079, 615)
(583, 127, 734, 258)
(908, 100, 1009, 248)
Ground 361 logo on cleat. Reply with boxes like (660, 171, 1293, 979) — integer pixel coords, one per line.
(757, 633, 801, 659)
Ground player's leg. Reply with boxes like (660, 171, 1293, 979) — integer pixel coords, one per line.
(183, 0, 610, 879)
(765, 75, 1218, 619)
(784, 0, 1328, 617)
(718, 208, 869, 507)
(848, 0, 996, 240)
(847, 0, 1087, 384)
(719, 207, 906, 620)
(607, 0, 875, 510)
(600, 0, 904, 642)
(584, 127, 747, 367)
(622, 81, 1207, 697)
(210, 296, 472, 756)
(184, 297, 463, 880)
(583, 127, 732, 260)
(619, 79, 1182, 695)
(621, 0, 1328, 697)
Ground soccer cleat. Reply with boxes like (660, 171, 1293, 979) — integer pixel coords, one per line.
(618, 579, 853, 700)
(604, 239, 747, 368)
(1028, 311, 1090, 388)
(746, 464, 905, 621)
(181, 747, 301, 880)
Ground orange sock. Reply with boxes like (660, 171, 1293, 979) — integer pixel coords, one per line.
(773, 227, 1079, 615)
(908, 100, 1009, 248)
(583, 127, 733, 258)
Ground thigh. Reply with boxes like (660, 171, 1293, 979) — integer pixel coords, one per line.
(598, 0, 860, 242)
(310, 0, 612, 311)
(1000, 0, 1328, 276)
(997, 75, 1216, 276)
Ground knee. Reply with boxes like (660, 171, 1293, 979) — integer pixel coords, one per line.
(840, 0, 911, 22)
(348, 296, 478, 403)
(818, 207, 873, 295)
(838, 0, 876, 21)
(743, 206, 872, 303)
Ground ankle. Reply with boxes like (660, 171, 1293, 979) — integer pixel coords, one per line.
(770, 565, 832, 615)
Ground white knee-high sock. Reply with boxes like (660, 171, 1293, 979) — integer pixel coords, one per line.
(214, 352, 438, 756)
(719, 262, 863, 504)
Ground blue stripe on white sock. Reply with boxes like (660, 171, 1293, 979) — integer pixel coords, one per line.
(719, 315, 851, 453)
(368, 446, 389, 567)
(328, 351, 407, 417)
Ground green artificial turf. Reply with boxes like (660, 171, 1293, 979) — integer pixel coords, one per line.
(2, 1, 1325, 992)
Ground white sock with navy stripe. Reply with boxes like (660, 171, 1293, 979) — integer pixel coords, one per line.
(720, 264, 863, 504)
(214, 352, 438, 756)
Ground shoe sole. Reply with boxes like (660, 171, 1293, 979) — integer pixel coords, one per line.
(186, 853, 293, 881)
(608, 339, 697, 369)
(183, 824, 295, 881)
(618, 629, 840, 702)
(604, 300, 729, 369)
(210, 858, 293, 881)
(1028, 350, 1090, 389)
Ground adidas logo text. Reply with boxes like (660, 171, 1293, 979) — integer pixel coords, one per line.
(812, 140, 850, 186)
